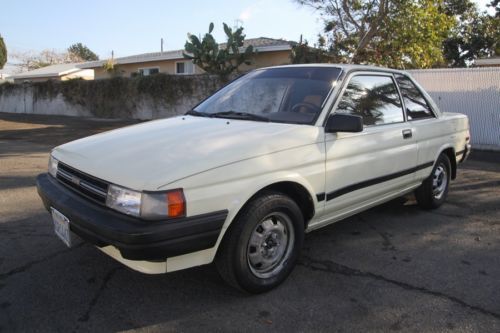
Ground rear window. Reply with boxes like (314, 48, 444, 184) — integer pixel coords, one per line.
(395, 75, 435, 120)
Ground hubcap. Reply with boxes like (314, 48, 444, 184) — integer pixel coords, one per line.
(247, 212, 295, 279)
(432, 164, 448, 200)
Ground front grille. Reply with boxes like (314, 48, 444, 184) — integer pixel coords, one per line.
(56, 163, 109, 204)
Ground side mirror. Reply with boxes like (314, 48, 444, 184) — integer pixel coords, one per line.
(325, 113, 363, 133)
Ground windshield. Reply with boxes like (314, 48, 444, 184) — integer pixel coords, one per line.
(191, 67, 341, 125)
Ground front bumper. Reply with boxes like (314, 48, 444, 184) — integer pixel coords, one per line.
(36, 173, 227, 261)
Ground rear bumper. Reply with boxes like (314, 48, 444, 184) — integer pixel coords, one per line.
(36, 173, 227, 261)
(457, 143, 472, 163)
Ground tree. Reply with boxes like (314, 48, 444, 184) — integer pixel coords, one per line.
(443, 1, 499, 66)
(296, 0, 455, 68)
(290, 35, 332, 63)
(184, 22, 254, 79)
(67, 43, 99, 62)
(379, 0, 455, 68)
(0, 34, 6, 69)
(11, 49, 71, 71)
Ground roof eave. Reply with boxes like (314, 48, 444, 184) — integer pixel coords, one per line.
(12, 68, 83, 80)
(79, 45, 293, 68)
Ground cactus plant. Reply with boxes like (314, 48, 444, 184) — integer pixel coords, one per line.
(184, 23, 254, 80)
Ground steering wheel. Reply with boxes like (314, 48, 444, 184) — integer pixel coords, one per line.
(291, 102, 320, 115)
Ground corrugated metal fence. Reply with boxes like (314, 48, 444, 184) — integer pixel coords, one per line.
(409, 67, 500, 151)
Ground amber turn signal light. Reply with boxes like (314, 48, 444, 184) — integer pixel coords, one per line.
(167, 190, 186, 218)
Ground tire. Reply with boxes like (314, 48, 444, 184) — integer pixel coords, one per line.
(215, 191, 304, 294)
(415, 153, 451, 209)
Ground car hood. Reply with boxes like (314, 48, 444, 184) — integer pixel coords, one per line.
(52, 115, 322, 190)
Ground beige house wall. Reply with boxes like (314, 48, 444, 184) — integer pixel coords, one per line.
(240, 50, 291, 71)
(94, 59, 204, 79)
(62, 69, 95, 81)
(94, 50, 292, 79)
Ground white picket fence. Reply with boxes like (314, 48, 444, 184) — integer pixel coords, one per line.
(409, 67, 500, 151)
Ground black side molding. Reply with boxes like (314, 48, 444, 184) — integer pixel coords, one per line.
(325, 161, 434, 202)
(316, 193, 326, 202)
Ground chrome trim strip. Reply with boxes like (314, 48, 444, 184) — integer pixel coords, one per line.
(57, 169, 107, 198)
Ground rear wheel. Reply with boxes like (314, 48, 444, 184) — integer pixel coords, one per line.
(415, 154, 451, 209)
(215, 191, 304, 293)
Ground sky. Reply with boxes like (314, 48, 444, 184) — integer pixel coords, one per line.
(1, 0, 322, 64)
(0, 0, 493, 72)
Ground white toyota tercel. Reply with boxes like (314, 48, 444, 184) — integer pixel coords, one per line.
(37, 65, 471, 293)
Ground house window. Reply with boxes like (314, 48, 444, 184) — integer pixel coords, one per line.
(138, 67, 160, 76)
(176, 61, 194, 75)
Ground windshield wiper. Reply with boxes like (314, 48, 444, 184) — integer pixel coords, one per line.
(185, 110, 213, 117)
(211, 111, 269, 122)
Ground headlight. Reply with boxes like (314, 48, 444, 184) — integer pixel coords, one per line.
(106, 185, 142, 217)
(106, 185, 186, 220)
(48, 155, 58, 178)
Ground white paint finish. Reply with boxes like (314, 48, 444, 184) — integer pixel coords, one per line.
(98, 245, 216, 273)
(99, 245, 167, 274)
(52, 116, 323, 191)
(411, 113, 470, 179)
(320, 123, 418, 223)
(308, 183, 422, 232)
(45, 66, 471, 274)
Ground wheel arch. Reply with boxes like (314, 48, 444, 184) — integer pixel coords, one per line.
(249, 181, 316, 227)
(439, 147, 457, 180)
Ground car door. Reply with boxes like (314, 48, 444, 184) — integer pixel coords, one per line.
(313, 72, 419, 227)
(394, 74, 442, 181)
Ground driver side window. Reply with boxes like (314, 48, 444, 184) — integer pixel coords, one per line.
(336, 75, 404, 126)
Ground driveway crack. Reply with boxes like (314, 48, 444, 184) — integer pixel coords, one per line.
(298, 256, 500, 320)
(359, 216, 397, 252)
(77, 267, 121, 324)
(0, 243, 84, 280)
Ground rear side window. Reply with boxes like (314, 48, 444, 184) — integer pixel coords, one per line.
(335, 75, 404, 126)
(395, 75, 435, 120)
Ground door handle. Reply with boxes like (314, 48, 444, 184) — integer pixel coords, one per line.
(402, 129, 412, 139)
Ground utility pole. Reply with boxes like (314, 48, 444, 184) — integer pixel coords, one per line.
(234, 19, 243, 29)
(161, 38, 164, 53)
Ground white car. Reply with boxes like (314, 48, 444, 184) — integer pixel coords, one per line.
(37, 64, 471, 293)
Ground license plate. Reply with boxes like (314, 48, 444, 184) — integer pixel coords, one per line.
(51, 207, 73, 247)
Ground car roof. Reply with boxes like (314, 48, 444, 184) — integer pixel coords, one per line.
(261, 63, 409, 76)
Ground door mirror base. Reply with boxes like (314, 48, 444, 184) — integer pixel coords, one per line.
(325, 114, 363, 133)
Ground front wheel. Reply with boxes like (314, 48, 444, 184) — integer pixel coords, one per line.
(415, 154, 451, 209)
(215, 191, 304, 293)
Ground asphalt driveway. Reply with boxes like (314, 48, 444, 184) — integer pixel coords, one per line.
(0, 112, 499, 332)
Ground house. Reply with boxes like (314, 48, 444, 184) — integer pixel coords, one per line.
(0, 72, 11, 83)
(10, 63, 94, 83)
(475, 56, 500, 67)
(79, 37, 297, 79)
